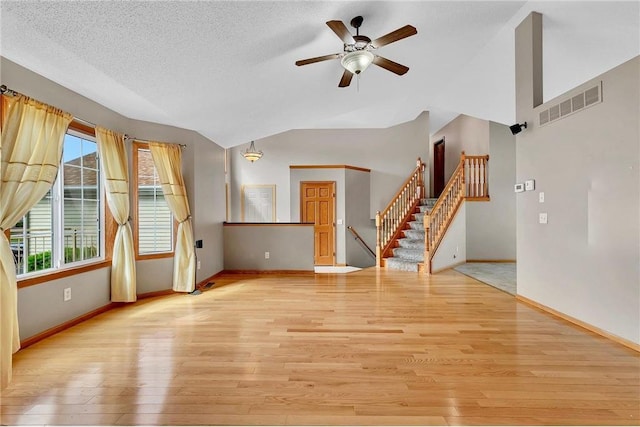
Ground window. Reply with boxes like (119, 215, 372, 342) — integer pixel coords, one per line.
(11, 128, 104, 276)
(133, 142, 174, 257)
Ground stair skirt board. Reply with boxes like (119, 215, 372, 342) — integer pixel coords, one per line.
(384, 198, 436, 272)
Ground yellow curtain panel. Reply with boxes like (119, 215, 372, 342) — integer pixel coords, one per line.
(0, 94, 72, 388)
(96, 126, 137, 302)
(148, 142, 195, 292)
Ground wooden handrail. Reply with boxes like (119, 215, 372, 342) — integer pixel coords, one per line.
(378, 158, 425, 219)
(428, 158, 464, 216)
(375, 158, 425, 267)
(423, 151, 489, 274)
(347, 226, 375, 258)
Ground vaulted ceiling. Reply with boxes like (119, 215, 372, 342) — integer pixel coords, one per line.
(1, 1, 638, 148)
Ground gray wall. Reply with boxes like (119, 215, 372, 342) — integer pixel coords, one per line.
(230, 111, 430, 222)
(466, 122, 516, 260)
(17, 268, 111, 340)
(290, 168, 346, 265)
(3, 57, 226, 340)
(430, 114, 490, 197)
(223, 224, 314, 271)
(430, 114, 516, 261)
(431, 203, 466, 273)
(515, 15, 639, 344)
(289, 166, 374, 267)
(345, 168, 376, 268)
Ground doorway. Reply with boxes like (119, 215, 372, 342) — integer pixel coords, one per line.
(433, 138, 445, 198)
(301, 181, 335, 265)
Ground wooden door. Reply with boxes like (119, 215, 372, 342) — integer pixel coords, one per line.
(301, 182, 335, 266)
(434, 139, 445, 198)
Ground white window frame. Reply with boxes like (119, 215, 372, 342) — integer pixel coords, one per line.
(14, 129, 105, 278)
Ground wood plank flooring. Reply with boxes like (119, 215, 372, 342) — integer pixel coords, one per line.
(2, 268, 639, 425)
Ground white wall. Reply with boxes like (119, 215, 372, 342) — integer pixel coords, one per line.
(2, 57, 226, 340)
(515, 16, 640, 344)
(229, 111, 430, 222)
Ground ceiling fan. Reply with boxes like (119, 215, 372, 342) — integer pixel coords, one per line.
(295, 16, 417, 88)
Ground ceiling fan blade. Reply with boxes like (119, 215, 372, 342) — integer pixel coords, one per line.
(372, 55, 409, 75)
(295, 53, 341, 66)
(338, 70, 353, 87)
(370, 25, 417, 48)
(327, 20, 356, 44)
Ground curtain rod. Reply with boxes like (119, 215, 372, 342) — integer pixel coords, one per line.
(2, 84, 186, 149)
(0, 84, 18, 96)
(124, 134, 187, 149)
(1, 83, 100, 127)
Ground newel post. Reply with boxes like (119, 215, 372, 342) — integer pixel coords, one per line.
(423, 215, 431, 274)
(416, 157, 424, 199)
(375, 210, 382, 267)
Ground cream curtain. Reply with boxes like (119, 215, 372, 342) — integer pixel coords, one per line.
(148, 142, 195, 292)
(0, 94, 72, 389)
(96, 127, 136, 302)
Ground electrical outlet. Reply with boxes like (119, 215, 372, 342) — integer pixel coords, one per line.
(539, 212, 548, 224)
(197, 260, 201, 270)
(265, 252, 270, 259)
(63, 288, 71, 302)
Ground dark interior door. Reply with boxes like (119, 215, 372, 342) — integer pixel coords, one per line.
(434, 139, 445, 197)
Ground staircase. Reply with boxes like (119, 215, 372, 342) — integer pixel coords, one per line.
(377, 152, 490, 274)
(385, 198, 436, 272)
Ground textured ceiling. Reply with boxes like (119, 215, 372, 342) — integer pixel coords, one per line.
(1, 1, 638, 148)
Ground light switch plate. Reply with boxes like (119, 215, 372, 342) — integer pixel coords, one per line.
(514, 183, 524, 193)
(539, 192, 545, 203)
(539, 213, 548, 224)
(525, 179, 535, 191)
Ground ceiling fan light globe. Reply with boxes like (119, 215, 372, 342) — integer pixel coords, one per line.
(341, 50, 374, 74)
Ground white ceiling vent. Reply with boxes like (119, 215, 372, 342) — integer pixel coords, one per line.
(539, 81, 602, 127)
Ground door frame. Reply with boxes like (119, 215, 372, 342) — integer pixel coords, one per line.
(300, 181, 336, 266)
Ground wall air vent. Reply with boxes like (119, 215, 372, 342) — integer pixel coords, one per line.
(538, 81, 602, 127)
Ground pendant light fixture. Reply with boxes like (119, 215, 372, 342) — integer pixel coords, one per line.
(242, 140, 263, 162)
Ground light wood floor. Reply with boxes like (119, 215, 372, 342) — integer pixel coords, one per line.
(2, 268, 639, 426)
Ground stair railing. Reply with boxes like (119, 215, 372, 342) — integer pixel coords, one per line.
(423, 151, 489, 273)
(465, 154, 490, 199)
(375, 157, 425, 267)
(347, 226, 375, 258)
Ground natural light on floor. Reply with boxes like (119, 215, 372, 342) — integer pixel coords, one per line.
(314, 266, 362, 274)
